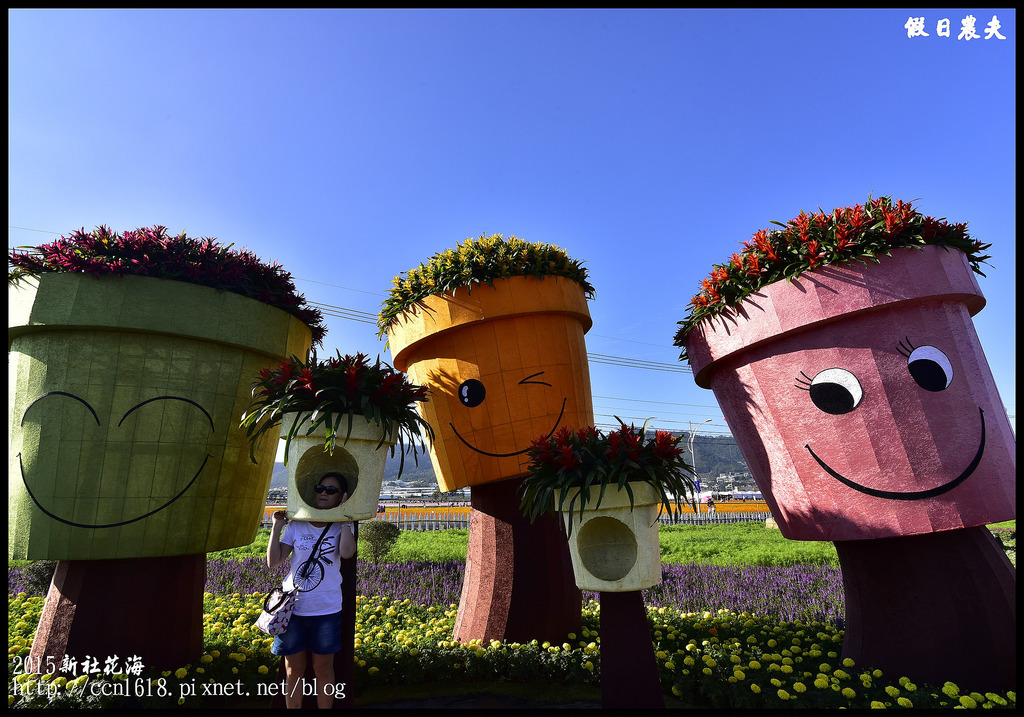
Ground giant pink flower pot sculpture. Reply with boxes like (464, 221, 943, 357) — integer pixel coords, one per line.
(685, 244, 1015, 690)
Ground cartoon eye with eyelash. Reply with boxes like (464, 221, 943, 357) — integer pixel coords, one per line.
(796, 368, 863, 415)
(898, 339, 953, 392)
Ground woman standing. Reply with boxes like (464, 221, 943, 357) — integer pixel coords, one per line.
(267, 472, 356, 709)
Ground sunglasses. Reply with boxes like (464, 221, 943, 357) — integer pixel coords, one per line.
(314, 485, 341, 495)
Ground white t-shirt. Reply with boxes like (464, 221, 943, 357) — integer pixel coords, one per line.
(280, 521, 351, 616)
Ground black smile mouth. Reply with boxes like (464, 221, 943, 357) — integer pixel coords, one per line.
(19, 452, 211, 529)
(450, 397, 567, 458)
(17, 392, 214, 528)
(805, 407, 986, 500)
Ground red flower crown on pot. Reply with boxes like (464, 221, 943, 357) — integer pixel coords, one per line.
(518, 420, 698, 527)
(241, 351, 433, 474)
(672, 196, 991, 359)
(8, 225, 326, 346)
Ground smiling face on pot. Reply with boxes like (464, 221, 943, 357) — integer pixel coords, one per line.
(8, 330, 280, 560)
(408, 313, 595, 491)
(716, 303, 1016, 541)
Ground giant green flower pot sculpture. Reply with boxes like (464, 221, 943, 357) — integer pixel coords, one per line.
(9, 273, 312, 560)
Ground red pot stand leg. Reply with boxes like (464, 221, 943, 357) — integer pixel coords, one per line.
(599, 590, 665, 708)
(453, 476, 582, 644)
(834, 525, 1015, 692)
(30, 554, 205, 675)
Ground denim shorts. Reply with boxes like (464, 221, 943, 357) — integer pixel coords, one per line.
(271, 611, 342, 656)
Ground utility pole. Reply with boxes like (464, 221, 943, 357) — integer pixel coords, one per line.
(688, 419, 712, 514)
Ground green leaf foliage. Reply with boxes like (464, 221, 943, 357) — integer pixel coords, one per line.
(518, 419, 698, 531)
(240, 350, 434, 476)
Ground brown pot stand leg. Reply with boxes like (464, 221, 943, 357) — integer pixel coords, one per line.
(599, 590, 665, 708)
(835, 526, 1015, 692)
(453, 476, 582, 644)
(30, 554, 205, 675)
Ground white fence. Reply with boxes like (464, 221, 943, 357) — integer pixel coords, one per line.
(263, 509, 771, 531)
(368, 512, 470, 531)
(656, 511, 770, 526)
(356, 510, 770, 532)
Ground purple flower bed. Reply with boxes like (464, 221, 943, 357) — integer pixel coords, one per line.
(10, 559, 844, 626)
(641, 562, 845, 627)
(205, 557, 290, 595)
(357, 560, 465, 606)
(201, 558, 465, 607)
(8, 566, 32, 596)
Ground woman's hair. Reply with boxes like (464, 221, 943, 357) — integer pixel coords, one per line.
(318, 472, 349, 495)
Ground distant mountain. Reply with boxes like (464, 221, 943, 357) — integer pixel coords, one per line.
(270, 462, 290, 488)
(268, 433, 750, 490)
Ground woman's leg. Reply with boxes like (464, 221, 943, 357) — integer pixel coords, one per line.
(311, 652, 336, 709)
(283, 650, 307, 709)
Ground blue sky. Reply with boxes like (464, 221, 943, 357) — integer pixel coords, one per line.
(9, 9, 1016, 460)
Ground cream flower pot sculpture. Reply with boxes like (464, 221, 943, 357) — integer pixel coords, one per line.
(241, 351, 432, 523)
(520, 422, 698, 592)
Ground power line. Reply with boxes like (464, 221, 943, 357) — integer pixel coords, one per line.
(589, 333, 676, 350)
(594, 394, 722, 410)
(308, 300, 694, 374)
(587, 352, 690, 374)
(9, 225, 62, 236)
(595, 412, 730, 429)
(592, 420, 736, 439)
(298, 277, 386, 298)
(595, 407, 727, 423)
(308, 301, 378, 326)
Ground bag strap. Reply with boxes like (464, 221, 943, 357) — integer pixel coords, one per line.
(264, 589, 291, 613)
(311, 523, 333, 553)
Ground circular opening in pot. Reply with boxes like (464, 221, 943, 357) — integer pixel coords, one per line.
(577, 516, 638, 582)
(294, 445, 359, 510)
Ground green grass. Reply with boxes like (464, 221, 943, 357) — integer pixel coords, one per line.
(398, 523, 844, 568)
(212, 521, 1020, 569)
(205, 527, 472, 563)
(384, 528, 470, 562)
(16, 520, 1015, 569)
(658, 522, 840, 567)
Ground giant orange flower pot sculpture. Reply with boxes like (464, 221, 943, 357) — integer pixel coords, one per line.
(387, 275, 594, 491)
(380, 235, 594, 643)
(678, 199, 1015, 691)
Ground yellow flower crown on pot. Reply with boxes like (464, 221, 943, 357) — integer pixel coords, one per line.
(672, 196, 992, 360)
(377, 233, 595, 337)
